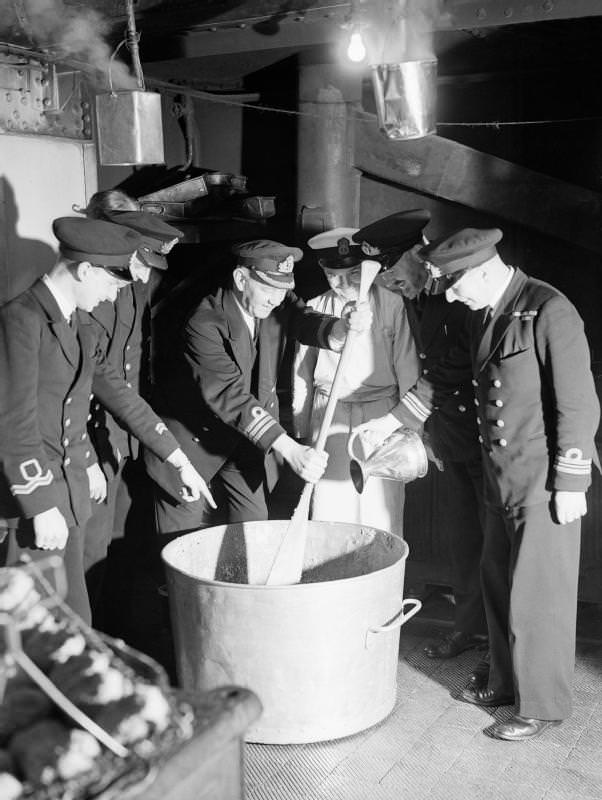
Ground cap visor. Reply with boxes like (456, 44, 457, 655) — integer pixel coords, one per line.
(138, 247, 168, 270)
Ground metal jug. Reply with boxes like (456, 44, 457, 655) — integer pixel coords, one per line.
(347, 428, 428, 494)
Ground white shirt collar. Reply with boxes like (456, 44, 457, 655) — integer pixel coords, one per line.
(42, 273, 76, 321)
(489, 267, 514, 313)
(233, 294, 255, 337)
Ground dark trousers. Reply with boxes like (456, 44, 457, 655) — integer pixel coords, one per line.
(83, 460, 125, 622)
(155, 456, 269, 538)
(0, 524, 91, 624)
(482, 502, 581, 720)
(443, 458, 487, 635)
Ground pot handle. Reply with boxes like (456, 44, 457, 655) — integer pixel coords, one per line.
(367, 597, 422, 637)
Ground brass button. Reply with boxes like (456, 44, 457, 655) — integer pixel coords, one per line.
(493, 379, 502, 388)
(87, 413, 92, 421)
(496, 420, 505, 428)
(419, 353, 427, 360)
(85, 450, 90, 458)
(125, 363, 131, 371)
(82, 433, 87, 440)
(64, 418, 71, 427)
(495, 399, 504, 408)
(63, 438, 69, 446)
(458, 405, 466, 413)
(472, 379, 478, 387)
(64, 457, 71, 466)
(478, 435, 483, 443)
(498, 438, 507, 447)
(474, 398, 479, 406)
(476, 417, 481, 425)
(66, 397, 72, 405)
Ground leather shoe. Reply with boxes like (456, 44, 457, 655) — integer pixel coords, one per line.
(424, 630, 488, 659)
(468, 651, 490, 688)
(459, 685, 514, 707)
(489, 715, 562, 741)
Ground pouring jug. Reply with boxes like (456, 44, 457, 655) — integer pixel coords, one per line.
(347, 428, 428, 494)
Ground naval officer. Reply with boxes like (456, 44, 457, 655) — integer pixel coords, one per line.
(0, 217, 213, 622)
(355, 227, 600, 741)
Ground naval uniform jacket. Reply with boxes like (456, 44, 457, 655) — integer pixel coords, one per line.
(0, 280, 179, 530)
(146, 286, 338, 499)
(85, 280, 154, 477)
(398, 269, 600, 510)
(404, 293, 480, 463)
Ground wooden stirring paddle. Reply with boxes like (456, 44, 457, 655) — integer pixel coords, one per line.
(265, 259, 382, 586)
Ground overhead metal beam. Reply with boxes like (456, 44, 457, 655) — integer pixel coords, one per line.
(61, 1, 602, 40)
(354, 117, 602, 256)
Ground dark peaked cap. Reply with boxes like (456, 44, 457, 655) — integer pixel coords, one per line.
(104, 210, 183, 270)
(232, 239, 301, 289)
(419, 227, 503, 294)
(52, 216, 140, 269)
(354, 209, 431, 255)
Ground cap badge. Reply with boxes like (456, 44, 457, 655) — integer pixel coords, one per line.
(337, 237, 350, 256)
(361, 241, 381, 257)
(277, 254, 294, 273)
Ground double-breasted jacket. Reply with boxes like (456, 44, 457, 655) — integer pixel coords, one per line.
(146, 286, 338, 498)
(0, 280, 178, 529)
(404, 293, 480, 463)
(399, 269, 600, 509)
(85, 279, 154, 476)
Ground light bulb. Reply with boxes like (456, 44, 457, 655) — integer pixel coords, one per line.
(347, 30, 366, 63)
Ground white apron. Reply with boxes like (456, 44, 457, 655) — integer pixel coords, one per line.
(292, 286, 421, 536)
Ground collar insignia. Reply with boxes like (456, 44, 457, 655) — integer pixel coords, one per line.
(277, 255, 294, 273)
(424, 260, 442, 278)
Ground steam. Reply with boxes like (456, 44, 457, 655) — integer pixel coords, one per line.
(364, 0, 448, 64)
(0, 0, 137, 89)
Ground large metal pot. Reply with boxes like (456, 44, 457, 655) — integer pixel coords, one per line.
(162, 521, 420, 744)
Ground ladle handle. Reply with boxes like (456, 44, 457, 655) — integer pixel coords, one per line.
(313, 260, 381, 454)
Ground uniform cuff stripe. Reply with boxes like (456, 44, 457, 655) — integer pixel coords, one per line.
(401, 393, 430, 423)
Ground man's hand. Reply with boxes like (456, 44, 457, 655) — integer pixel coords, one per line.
(422, 432, 444, 472)
(554, 491, 587, 525)
(330, 300, 373, 346)
(353, 413, 401, 451)
(272, 434, 328, 483)
(86, 463, 107, 503)
(166, 449, 217, 508)
(33, 507, 69, 550)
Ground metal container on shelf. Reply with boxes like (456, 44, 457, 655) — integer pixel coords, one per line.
(162, 520, 420, 744)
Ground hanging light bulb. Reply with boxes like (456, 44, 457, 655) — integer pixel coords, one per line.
(347, 28, 367, 63)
